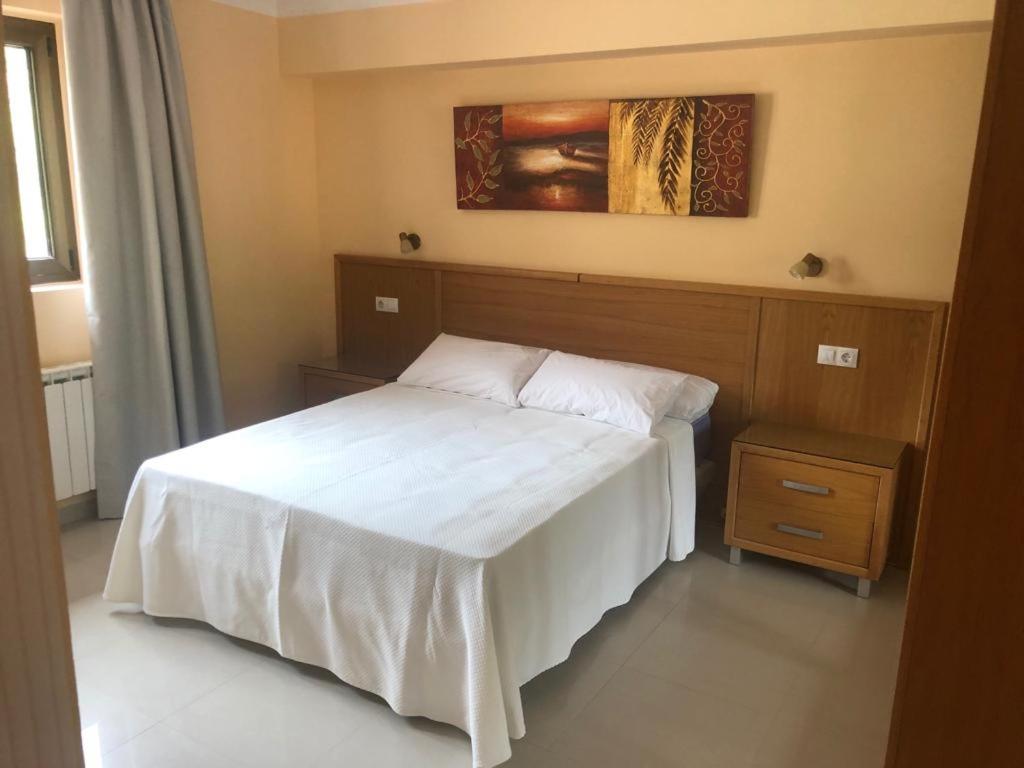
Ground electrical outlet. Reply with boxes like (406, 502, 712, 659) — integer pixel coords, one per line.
(817, 344, 859, 368)
(375, 296, 399, 313)
(836, 347, 859, 367)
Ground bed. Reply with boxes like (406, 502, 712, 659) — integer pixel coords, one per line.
(105, 381, 700, 767)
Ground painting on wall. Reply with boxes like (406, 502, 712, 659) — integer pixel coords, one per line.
(454, 94, 753, 217)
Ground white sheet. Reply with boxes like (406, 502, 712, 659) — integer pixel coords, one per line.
(104, 384, 696, 767)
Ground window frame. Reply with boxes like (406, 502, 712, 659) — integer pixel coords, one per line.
(3, 15, 78, 285)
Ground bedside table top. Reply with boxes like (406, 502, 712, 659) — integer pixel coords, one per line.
(298, 354, 403, 382)
(735, 421, 907, 469)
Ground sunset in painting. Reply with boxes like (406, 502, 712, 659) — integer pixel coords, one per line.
(502, 101, 610, 140)
(500, 100, 610, 212)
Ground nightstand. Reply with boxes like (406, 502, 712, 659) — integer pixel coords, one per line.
(724, 422, 907, 598)
(298, 355, 402, 408)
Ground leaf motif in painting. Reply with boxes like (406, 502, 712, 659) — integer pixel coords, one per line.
(455, 106, 504, 207)
(657, 98, 693, 213)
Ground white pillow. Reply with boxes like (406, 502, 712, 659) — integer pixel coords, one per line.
(397, 333, 550, 407)
(669, 373, 719, 421)
(611, 359, 718, 421)
(517, 351, 687, 434)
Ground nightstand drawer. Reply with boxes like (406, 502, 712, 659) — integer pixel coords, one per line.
(738, 453, 880, 517)
(734, 453, 879, 566)
(303, 373, 377, 407)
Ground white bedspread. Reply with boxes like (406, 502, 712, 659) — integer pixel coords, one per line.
(104, 384, 696, 767)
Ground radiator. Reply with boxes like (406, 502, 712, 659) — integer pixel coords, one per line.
(42, 362, 95, 501)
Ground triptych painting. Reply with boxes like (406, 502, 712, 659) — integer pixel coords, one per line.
(454, 94, 753, 217)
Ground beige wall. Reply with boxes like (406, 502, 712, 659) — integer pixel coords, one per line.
(4, 0, 58, 15)
(171, 0, 334, 427)
(280, 0, 994, 75)
(18, 1, 989, 428)
(32, 287, 90, 368)
(313, 32, 988, 300)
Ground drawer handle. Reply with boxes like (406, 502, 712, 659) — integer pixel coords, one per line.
(776, 523, 825, 540)
(781, 479, 830, 496)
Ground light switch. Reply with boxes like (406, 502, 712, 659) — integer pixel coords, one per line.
(817, 344, 859, 368)
(375, 296, 399, 313)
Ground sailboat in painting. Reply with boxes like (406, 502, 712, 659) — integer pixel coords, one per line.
(498, 100, 609, 213)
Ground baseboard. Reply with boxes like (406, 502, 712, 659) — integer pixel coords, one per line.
(57, 491, 97, 526)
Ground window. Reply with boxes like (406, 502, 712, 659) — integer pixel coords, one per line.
(4, 15, 77, 284)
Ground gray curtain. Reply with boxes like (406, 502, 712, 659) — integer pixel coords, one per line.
(63, 0, 224, 518)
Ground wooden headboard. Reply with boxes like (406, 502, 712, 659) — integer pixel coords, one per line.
(334, 253, 946, 566)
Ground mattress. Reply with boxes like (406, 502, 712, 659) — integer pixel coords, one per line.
(104, 384, 696, 767)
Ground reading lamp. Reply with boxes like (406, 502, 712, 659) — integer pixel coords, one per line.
(399, 232, 421, 254)
(789, 253, 824, 279)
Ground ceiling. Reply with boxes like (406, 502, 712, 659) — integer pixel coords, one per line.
(216, 0, 435, 17)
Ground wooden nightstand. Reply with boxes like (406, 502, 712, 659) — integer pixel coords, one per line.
(725, 422, 907, 598)
(298, 355, 402, 408)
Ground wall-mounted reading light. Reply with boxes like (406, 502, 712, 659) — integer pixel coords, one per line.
(399, 232, 421, 254)
(789, 253, 824, 280)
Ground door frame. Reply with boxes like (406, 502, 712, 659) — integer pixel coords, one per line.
(0, 4, 84, 766)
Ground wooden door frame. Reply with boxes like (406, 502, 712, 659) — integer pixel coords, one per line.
(0, 4, 84, 767)
(1, 1, 1019, 767)
(886, 0, 1023, 765)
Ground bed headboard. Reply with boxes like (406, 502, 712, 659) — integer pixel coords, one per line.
(334, 253, 946, 566)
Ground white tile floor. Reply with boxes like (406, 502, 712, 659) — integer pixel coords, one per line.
(64, 517, 906, 768)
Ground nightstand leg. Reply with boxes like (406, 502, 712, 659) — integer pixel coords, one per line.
(729, 546, 743, 566)
(857, 578, 872, 599)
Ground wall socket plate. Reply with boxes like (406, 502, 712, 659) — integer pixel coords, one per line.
(375, 296, 399, 313)
(817, 344, 859, 368)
